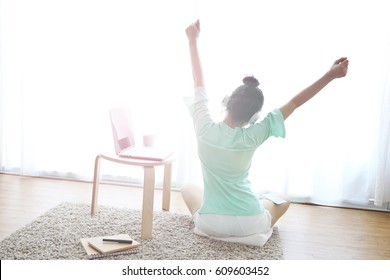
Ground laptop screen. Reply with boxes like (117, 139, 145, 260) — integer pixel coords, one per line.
(110, 107, 136, 154)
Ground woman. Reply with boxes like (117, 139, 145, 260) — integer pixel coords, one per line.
(182, 20, 349, 246)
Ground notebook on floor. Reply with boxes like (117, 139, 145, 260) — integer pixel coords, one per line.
(87, 234, 140, 254)
(80, 233, 141, 259)
(110, 107, 173, 161)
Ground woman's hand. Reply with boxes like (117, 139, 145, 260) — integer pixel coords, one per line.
(186, 20, 200, 43)
(186, 20, 204, 87)
(280, 57, 350, 120)
(328, 57, 349, 79)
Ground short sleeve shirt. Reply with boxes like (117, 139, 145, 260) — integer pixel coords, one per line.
(185, 87, 286, 216)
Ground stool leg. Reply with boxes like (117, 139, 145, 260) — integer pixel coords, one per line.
(141, 166, 155, 240)
(91, 155, 101, 215)
(162, 163, 172, 211)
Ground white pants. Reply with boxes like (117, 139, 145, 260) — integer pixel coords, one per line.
(193, 209, 272, 238)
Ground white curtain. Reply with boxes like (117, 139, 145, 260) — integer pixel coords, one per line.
(1, 0, 389, 209)
(369, 49, 390, 208)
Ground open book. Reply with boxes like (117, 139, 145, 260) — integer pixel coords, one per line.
(80, 234, 141, 259)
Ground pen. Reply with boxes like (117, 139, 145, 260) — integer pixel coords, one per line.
(102, 238, 133, 244)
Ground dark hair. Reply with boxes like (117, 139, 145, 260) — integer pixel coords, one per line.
(226, 76, 264, 123)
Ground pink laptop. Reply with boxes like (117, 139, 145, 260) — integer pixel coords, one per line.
(110, 107, 173, 161)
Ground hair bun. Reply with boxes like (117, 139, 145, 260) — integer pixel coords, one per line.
(243, 76, 260, 88)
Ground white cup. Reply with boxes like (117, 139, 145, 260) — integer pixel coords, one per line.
(143, 134, 156, 147)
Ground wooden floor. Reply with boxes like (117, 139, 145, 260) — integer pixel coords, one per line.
(1, 174, 389, 260)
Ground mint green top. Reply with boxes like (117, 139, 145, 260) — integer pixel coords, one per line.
(185, 87, 286, 216)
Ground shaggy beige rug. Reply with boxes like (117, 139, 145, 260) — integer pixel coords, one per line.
(0, 202, 283, 260)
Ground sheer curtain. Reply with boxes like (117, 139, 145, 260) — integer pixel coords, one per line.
(0, 0, 194, 183)
(1, 0, 389, 209)
(369, 48, 390, 208)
